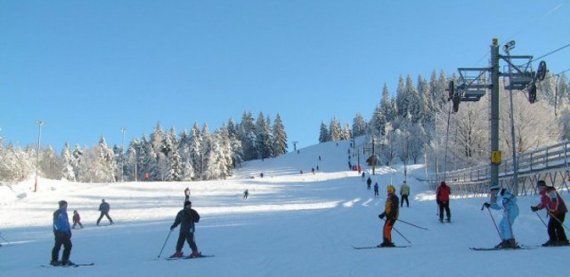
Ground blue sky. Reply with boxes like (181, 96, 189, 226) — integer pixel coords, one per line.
(1, 0, 569, 151)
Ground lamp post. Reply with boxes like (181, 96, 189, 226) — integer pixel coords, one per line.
(120, 128, 127, 182)
(34, 120, 44, 192)
(504, 40, 519, 195)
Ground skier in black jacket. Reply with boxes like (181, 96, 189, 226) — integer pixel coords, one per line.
(170, 201, 201, 258)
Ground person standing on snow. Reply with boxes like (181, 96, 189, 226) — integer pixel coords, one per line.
(400, 181, 410, 207)
(483, 187, 519, 248)
(378, 185, 399, 247)
(373, 182, 379, 197)
(72, 210, 83, 229)
(51, 200, 74, 266)
(184, 187, 191, 201)
(531, 180, 569, 246)
(96, 199, 114, 225)
(170, 201, 202, 258)
(436, 181, 451, 222)
(366, 177, 372, 190)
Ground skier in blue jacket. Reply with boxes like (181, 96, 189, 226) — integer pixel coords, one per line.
(483, 188, 519, 248)
(51, 200, 74, 266)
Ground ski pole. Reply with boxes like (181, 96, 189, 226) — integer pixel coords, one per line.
(396, 219, 429, 231)
(546, 210, 570, 232)
(382, 218, 411, 244)
(485, 207, 502, 240)
(157, 229, 173, 259)
(534, 211, 548, 228)
(392, 225, 412, 244)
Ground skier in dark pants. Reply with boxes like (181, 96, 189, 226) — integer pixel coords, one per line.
(373, 182, 379, 197)
(531, 180, 569, 246)
(170, 201, 202, 258)
(366, 177, 372, 190)
(436, 181, 451, 222)
(72, 210, 83, 229)
(97, 199, 114, 225)
(51, 200, 74, 266)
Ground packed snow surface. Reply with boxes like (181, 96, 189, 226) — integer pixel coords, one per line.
(1, 139, 568, 276)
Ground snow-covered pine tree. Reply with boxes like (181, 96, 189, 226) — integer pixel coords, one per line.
(352, 113, 367, 137)
(189, 123, 203, 180)
(272, 113, 288, 156)
(255, 112, 273, 159)
(239, 112, 257, 161)
(329, 118, 342, 142)
(61, 143, 76, 181)
(319, 122, 330, 143)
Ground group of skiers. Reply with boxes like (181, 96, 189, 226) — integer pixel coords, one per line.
(374, 179, 568, 249)
(50, 199, 114, 266)
(49, 178, 568, 265)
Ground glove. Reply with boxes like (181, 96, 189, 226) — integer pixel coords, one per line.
(531, 206, 540, 212)
(483, 202, 491, 208)
(170, 225, 175, 231)
(378, 213, 385, 220)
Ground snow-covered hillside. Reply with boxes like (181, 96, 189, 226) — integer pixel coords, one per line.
(1, 139, 568, 277)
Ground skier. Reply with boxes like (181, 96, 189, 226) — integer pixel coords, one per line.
(184, 187, 191, 201)
(361, 172, 365, 181)
(366, 177, 372, 190)
(378, 185, 399, 247)
(72, 210, 83, 229)
(96, 199, 114, 225)
(243, 189, 249, 199)
(170, 201, 202, 258)
(483, 187, 519, 248)
(436, 181, 451, 222)
(531, 180, 569, 246)
(51, 200, 74, 266)
(400, 181, 410, 207)
(373, 182, 379, 197)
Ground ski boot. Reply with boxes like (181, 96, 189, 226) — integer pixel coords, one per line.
(169, 251, 184, 258)
(61, 260, 75, 267)
(50, 260, 61, 266)
(542, 240, 556, 247)
(190, 251, 202, 258)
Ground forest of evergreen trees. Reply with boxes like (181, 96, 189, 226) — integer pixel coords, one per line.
(0, 112, 288, 183)
(2, 69, 569, 184)
(320, 70, 570, 173)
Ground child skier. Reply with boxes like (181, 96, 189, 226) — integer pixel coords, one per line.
(378, 185, 399, 247)
(72, 210, 83, 229)
(483, 187, 519, 248)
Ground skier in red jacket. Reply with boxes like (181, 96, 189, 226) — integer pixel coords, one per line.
(436, 181, 451, 222)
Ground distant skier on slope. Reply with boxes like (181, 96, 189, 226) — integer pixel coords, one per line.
(436, 181, 451, 223)
(96, 199, 114, 225)
(483, 187, 519, 248)
(366, 177, 372, 190)
(378, 185, 399, 247)
(373, 182, 379, 197)
(400, 181, 410, 207)
(72, 210, 83, 229)
(170, 201, 202, 258)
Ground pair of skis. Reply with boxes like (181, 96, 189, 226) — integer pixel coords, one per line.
(353, 245, 411, 250)
(166, 254, 215, 260)
(41, 262, 95, 268)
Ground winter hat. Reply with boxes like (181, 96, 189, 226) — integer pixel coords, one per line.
(387, 185, 396, 194)
(440, 181, 447, 186)
(58, 200, 68, 208)
(537, 180, 547, 187)
(184, 200, 192, 207)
